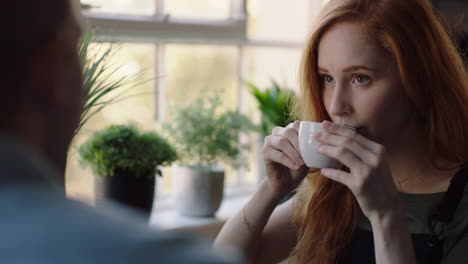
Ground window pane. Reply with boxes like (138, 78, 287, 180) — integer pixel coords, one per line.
(245, 47, 302, 92)
(66, 43, 156, 203)
(83, 0, 155, 15)
(243, 47, 303, 185)
(160, 44, 239, 194)
(165, 0, 231, 20)
(248, 0, 325, 42)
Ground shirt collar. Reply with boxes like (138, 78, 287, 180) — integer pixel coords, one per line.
(0, 132, 62, 194)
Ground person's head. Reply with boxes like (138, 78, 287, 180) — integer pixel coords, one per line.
(0, 0, 83, 181)
(317, 21, 412, 150)
(292, 0, 468, 263)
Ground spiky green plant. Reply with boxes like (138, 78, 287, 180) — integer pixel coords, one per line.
(73, 29, 141, 139)
(246, 80, 298, 137)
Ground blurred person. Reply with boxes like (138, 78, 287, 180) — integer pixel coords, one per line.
(0, 0, 243, 263)
(214, 0, 468, 263)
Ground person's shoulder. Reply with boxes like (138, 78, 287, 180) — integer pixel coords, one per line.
(0, 187, 244, 263)
(65, 199, 244, 263)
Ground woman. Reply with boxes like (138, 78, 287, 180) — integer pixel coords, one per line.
(214, 0, 468, 263)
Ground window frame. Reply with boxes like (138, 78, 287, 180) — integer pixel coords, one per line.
(82, 0, 307, 195)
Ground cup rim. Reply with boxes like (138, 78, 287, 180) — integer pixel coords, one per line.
(299, 121, 356, 131)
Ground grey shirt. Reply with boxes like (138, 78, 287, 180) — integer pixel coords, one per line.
(0, 133, 243, 264)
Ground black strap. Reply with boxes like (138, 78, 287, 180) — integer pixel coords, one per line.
(427, 162, 468, 247)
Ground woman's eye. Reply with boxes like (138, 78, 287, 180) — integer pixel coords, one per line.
(321, 75, 334, 83)
(353, 74, 371, 85)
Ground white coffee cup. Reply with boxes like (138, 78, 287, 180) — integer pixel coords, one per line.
(299, 121, 354, 169)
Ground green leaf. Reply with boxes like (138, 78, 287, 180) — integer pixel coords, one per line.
(73, 27, 150, 140)
(78, 124, 178, 178)
(161, 94, 254, 169)
(246, 79, 298, 137)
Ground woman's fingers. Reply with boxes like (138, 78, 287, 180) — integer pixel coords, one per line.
(314, 131, 379, 165)
(316, 144, 368, 181)
(279, 121, 302, 158)
(263, 144, 301, 170)
(320, 168, 351, 185)
(322, 121, 383, 154)
(266, 134, 304, 167)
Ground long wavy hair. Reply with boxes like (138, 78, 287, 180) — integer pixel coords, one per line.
(291, 0, 468, 263)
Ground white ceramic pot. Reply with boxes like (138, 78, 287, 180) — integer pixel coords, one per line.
(172, 165, 225, 217)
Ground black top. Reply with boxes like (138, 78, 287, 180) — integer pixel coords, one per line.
(339, 163, 468, 264)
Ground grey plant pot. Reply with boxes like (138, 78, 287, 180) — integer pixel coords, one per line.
(173, 165, 225, 217)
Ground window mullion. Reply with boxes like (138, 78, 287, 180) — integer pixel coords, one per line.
(230, 0, 247, 20)
(155, 0, 164, 17)
(155, 44, 166, 122)
(236, 45, 248, 186)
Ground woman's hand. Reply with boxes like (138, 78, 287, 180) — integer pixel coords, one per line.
(262, 121, 309, 198)
(315, 120, 399, 221)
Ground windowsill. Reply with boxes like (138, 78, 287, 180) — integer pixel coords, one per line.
(149, 192, 253, 235)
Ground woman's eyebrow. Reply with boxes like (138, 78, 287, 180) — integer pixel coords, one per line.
(318, 66, 328, 72)
(317, 65, 376, 73)
(343, 65, 376, 72)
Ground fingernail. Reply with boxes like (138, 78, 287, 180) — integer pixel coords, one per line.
(314, 132, 322, 138)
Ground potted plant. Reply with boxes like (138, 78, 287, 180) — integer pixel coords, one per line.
(247, 80, 299, 184)
(78, 124, 177, 217)
(246, 79, 298, 137)
(74, 28, 145, 140)
(162, 95, 254, 217)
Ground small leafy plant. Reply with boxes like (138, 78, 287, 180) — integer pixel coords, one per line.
(162, 95, 254, 169)
(78, 124, 177, 178)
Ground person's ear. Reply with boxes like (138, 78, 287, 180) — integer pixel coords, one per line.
(27, 33, 69, 112)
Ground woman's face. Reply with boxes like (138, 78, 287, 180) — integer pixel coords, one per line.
(317, 21, 413, 145)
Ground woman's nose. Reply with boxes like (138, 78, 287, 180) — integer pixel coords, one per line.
(329, 85, 352, 117)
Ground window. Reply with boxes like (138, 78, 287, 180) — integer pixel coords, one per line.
(166, 0, 232, 20)
(247, 0, 314, 42)
(68, 0, 329, 204)
(85, 0, 155, 15)
(67, 43, 155, 202)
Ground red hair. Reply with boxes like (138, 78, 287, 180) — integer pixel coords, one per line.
(291, 0, 468, 263)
